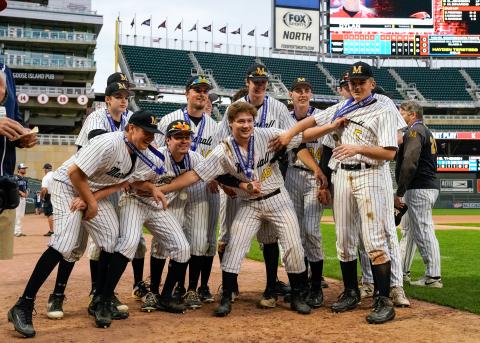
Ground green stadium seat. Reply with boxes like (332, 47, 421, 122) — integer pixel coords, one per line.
(427, 124, 480, 131)
(137, 101, 182, 118)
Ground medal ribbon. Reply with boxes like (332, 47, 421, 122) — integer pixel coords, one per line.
(183, 108, 205, 152)
(106, 109, 128, 132)
(331, 95, 376, 122)
(231, 135, 255, 180)
(123, 137, 165, 175)
(245, 95, 269, 127)
(169, 151, 191, 176)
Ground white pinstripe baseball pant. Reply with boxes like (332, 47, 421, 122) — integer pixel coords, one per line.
(332, 167, 390, 265)
(359, 165, 404, 287)
(285, 167, 324, 262)
(49, 181, 120, 262)
(116, 195, 190, 263)
(401, 189, 440, 277)
(221, 187, 306, 274)
(218, 196, 241, 245)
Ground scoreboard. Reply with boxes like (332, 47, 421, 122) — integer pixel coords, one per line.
(328, 0, 480, 56)
(437, 156, 480, 171)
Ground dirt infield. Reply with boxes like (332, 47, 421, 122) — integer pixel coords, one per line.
(1, 215, 479, 342)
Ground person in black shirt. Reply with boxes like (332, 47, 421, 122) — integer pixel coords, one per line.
(395, 100, 442, 288)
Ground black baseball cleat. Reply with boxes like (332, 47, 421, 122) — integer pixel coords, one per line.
(290, 292, 311, 315)
(109, 299, 129, 320)
(47, 293, 65, 319)
(331, 288, 361, 313)
(156, 295, 186, 313)
(173, 286, 186, 304)
(306, 288, 324, 308)
(88, 295, 101, 316)
(321, 277, 329, 289)
(7, 297, 36, 338)
(197, 286, 215, 303)
(274, 280, 291, 296)
(94, 297, 112, 328)
(213, 296, 232, 317)
(366, 296, 396, 324)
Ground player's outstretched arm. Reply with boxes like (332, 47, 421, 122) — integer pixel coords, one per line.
(269, 116, 317, 151)
(296, 148, 327, 188)
(93, 181, 129, 201)
(159, 170, 201, 194)
(302, 117, 348, 143)
(68, 164, 97, 220)
(333, 145, 397, 161)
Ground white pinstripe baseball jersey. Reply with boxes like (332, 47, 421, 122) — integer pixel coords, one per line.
(75, 108, 133, 147)
(129, 147, 205, 208)
(288, 107, 324, 168)
(155, 109, 218, 157)
(54, 131, 139, 192)
(314, 100, 398, 169)
(215, 96, 296, 141)
(195, 127, 301, 200)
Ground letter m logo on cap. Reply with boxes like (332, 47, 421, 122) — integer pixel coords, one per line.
(256, 67, 266, 76)
(118, 83, 127, 90)
(150, 116, 158, 125)
(352, 65, 362, 74)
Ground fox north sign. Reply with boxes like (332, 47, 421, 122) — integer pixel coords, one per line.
(274, 6, 319, 52)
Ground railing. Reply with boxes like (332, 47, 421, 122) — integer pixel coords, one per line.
(37, 134, 78, 146)
(425, 114, 480, 120)
(7, 1, 98, 15)
(16, 85, 94, 97)
(0, 55, 95, 68)
(0, 27, 96, 42)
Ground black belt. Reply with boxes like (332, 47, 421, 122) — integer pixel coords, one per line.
(293, 165, 312, 173)
(251, 188, 281, 201)
(340, 163, 372, 171)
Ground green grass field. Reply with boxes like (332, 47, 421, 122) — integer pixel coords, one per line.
(319, 208, 480, 217)
(246, 224, 480, 314)
(437, 223, 480, 227)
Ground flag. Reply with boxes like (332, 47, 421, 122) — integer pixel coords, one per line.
(203, 24, 212, 32)
(153, 38, 161, 42)
(175, 22, 182, 31)
(247, 29, 255, 36)
(130, 17, 135, 28)
(141, 19, 151, 26)
(189, 24, 197, 32)
(231, 27, 240, 34)
(214, 43, 222, 48)
(261, 30, 268, 37)
(219, 26, 226, 34)
(158, 20, 166, 29)
(117, 16, 122, 22)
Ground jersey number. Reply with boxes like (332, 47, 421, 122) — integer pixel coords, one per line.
(430, 137, 437, 155)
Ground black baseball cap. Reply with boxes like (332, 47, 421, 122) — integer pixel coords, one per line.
(107, 72, 136, 88)
(339, 71, 349, 87)
(246, 63, 269, 81)
(186, 75, 213, 91)
(43, 163, 52, 170)
(166, 120, 193, 137)
(348, 61, 374, 80)
(290, 77, 312, 91)
(128, 110, 161, 134)
(105, 82, 134, 96)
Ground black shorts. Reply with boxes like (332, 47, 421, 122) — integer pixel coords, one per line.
(43, 194, 53, 216)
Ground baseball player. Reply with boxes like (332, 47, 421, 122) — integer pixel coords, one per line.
(334, 72, 410, 307)
(153, 75, 219, 307)
(159, 101, 344, 317)
(13, 163, 29, 237)
(215, 64, 321, 308)
(40, 163, 54, 237)
(77, 75, 149, 307)
(7, 110, 166, 337)
(272, 62, 398, 324)
(285, 77, 327, 308)
(395, 100, 442, 288)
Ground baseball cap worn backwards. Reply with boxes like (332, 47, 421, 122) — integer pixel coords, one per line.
(107, 72, 136, 88)
(290, 77, 312, 91)
(105, 82, 134, 96)
(186, 75, 213, 90)
(348, 62, 374, 80)
(166, 120, 193, 137)
(128, 110, 161, 134)
(246, 63, 269, 81)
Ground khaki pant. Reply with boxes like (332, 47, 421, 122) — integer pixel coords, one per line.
(0, 209, 16, 259)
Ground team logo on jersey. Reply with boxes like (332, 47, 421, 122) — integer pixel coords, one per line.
(354, 129, 362, 140)
(106, 167, 129, 179)
(409, 131, 417, 138)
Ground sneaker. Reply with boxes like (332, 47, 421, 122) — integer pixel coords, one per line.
(43, 231, 54, 237)
(7, 297, 36, 338)
(141, 292, 158, 313)
(112, 294, 129, 313)
(184, 290, 203, 309)
(258, 289, 277, 309)
(403, 272, 411, 284)
(366, 296, 395, 324)
(156, 295, 186, 313)
(132, 281, 149, 301)
(360, 283, 375, 299)
(321, 277, 329, 289)
(197, 286, 214, 303)
(331, 288, 361, 313)
(173, 286, 186, 303)
(46, 293, 65, 319)
(410, 277, 443, 288)
(389, 287, 410, 307)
